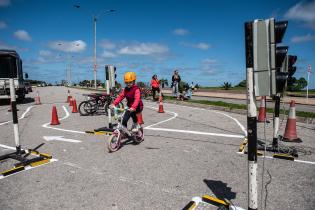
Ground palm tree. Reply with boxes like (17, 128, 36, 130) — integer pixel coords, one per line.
(222, 82, 232, 90)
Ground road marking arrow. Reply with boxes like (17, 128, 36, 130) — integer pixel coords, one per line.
(43, 136, 82, 143)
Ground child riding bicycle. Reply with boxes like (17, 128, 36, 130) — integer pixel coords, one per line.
(110, 72, 143, 132)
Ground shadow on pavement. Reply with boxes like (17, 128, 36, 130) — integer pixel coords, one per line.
(203, 179, 236, 201)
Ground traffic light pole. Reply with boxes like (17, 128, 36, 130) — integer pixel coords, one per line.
(272, 94, 281, 148)
(245, 22, 258, 210)
(105, 67, 112, 129)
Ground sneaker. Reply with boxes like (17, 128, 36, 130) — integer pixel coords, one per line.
(131, 123, 140, 132)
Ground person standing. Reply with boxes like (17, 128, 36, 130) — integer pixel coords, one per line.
(171, 70, 181, 98)
(151, 74, 160, 101)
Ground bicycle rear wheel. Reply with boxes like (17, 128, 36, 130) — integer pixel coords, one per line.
(78, 101, 94, 116)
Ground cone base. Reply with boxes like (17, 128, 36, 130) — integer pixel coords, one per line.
(50, 122, 60, 125)
(158, 110, 165, 113)
(282, 137, 302, 143)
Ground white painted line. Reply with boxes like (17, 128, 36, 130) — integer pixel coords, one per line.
(146, 127, 244, 138)
(0, 158, 58, 180)
(43, 136, 82, 143)
(0, 143, 16, 150)
(0, 106, 34, 126)
(144, 104, 245, 138)
(151, 102, 247, 136)
(237, 152, 315, 165)
(42, 106, 85, 134)
(144, 106, 178, 128)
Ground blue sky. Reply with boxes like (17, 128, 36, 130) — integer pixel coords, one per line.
(0, 0, 314, 88)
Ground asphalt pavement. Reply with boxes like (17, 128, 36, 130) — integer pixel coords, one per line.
(0, 86, 314, 210)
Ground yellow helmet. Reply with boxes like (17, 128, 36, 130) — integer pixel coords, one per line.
(124, 72, 136, 83)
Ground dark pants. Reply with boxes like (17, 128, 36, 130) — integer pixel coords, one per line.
(152, 87, 160, 100)
(122, 106, 142, 127)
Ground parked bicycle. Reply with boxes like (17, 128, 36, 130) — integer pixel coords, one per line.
(107, 107, 144, 152)
(78, 89, 123, 116)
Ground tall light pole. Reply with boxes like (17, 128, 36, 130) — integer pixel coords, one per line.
(58, 43, 80, 86)
(307, 64, 311, 103)
(74, 5, 115, 89)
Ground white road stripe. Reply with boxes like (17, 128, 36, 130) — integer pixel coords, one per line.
(0, 106, 34, 126)
(146, 127, 244, 138)
(42, 106, 85, 134)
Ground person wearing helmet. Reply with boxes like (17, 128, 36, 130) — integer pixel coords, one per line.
(111, 72, 143, 132)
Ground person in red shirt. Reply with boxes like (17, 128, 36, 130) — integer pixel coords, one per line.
(111, 72, 143, 132)
(150, 74, 160, 101)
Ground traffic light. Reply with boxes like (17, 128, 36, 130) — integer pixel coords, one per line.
(269, 19, 289, 94)
(252, 19, 271, 96)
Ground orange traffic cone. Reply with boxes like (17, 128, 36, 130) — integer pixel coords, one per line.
(136, 113, 144, 125)
(66, 90, 72, 103)
(72, 99, 78, 113)
(158, 100, 165, 113)
(69, 98, 73, 106)
(282, 100, 302, 143)
(35, 91, 41, 105)
(159, 91, 163, 102)
(50, 105, 60, 125)
(257, 96, 266, 122)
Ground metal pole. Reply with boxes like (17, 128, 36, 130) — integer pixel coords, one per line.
(9, 79, 21, 154)
(306, 64, 311, 104)
(245, 22, 258, 210)
(93, 15, 97, 89)
(272, 94, 281, 148)
(105, 66, 112, 128)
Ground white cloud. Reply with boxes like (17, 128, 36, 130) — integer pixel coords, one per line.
(180, 42, 210, 50)
(49, 40, 86, 52)
(99, 39, 116, 50)
(0, 0, 10, 7)
(201, 58, 220, 75)
(173, 28, 189, 36)
(14, 30, 32, 41)
(117, 42, 169, 55)
(0, 21, 7, 29)
(39, 50, 52, 56)
(284, 1, 315, 29)
(291, 33, 315, 43)
(101, 50, 117, 58)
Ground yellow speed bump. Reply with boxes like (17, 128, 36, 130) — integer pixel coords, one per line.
(85, 130, 113, 135)
(273, 153, 294, 161)
(1, 166, 25, 176)
(239, 138, 248, 153)
(201, 195, 230, 209)
(30, 159, 50, 167)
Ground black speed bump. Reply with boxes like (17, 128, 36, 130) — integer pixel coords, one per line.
(182, 200, 196, 210)
(201, 195, 230, 209)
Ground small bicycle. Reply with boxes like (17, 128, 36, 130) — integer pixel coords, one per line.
(107, 107, 144, 152)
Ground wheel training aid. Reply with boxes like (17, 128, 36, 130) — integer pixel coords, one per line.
(282, 100, 302, 143)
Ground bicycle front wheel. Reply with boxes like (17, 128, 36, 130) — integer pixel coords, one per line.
(107, 134, 121, 152)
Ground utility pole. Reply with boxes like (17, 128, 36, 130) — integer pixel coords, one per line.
(93, 15, 97, 89)
(307, 64, 311, 103)
(245, 21, 258, 210)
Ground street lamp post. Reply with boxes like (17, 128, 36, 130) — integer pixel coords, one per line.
(74, 5, 115, 89)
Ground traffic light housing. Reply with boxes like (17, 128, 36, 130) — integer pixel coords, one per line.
(270, 19, 288, 94)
